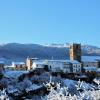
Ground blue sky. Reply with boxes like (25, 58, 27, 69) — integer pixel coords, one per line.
(0, 0, 100, 46)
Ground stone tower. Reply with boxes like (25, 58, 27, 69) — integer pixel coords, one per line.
(70, 43, 81, 62)
(26, 57, 33, 70)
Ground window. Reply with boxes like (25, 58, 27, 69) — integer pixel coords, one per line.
(50, 65, 51, 69)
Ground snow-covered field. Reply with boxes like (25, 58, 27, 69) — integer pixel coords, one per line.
(0, 71, 100, 100)
(0, 82, 100, 100)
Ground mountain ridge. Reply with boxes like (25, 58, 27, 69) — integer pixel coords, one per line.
(0, 43, 100, 62)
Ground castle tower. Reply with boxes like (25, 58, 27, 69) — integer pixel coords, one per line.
(26, 57, 33, 70)
(70, 43, 81, 62)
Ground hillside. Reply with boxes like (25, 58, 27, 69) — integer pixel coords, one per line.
(0, 43, 100, 62)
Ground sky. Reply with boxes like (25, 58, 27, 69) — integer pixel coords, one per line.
(0, 0, 100, 46)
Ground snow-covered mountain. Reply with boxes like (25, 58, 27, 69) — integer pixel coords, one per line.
(82, 45, 100, 54)
(0, 43, 100, 62)
(43, 43, 70, 48)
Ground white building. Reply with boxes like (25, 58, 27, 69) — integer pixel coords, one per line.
(46, 60, 65, 72)
(66, 60, 82, 73)
(32, 61, 47, 69)
(82, 60, 98, 67)
(82, 56, 99, 67)
(31, 60, 82, 74)
(63, 61, 71, 73)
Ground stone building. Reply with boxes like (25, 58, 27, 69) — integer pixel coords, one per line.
(26, 57, 38, 70)
(70, 43, 81, 62)
(12, 62, 26, 70)
(26, 58, 33, 70)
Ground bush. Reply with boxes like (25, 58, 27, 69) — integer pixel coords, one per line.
(0, 73, 4, 79)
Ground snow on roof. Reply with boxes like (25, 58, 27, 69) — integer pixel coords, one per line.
(12, 62, 25, 65)
(66, 60, 80, 64)
(84, 66, 97, 71)
(45, 60, 66, 63)
(44, 59, 79, 64)
(4, 71, 29, 78)
(33, 60, 81, 66)
(26, 84, 42, 92)
(49, 60, 66, 62)
(33, 61, 46, 65)
(5, 65, 14, 68)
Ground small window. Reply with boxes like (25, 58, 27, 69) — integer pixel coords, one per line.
(50, 65, 51, 69)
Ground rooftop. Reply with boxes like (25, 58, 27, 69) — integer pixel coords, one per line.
(66, 60, 80, 64)
(84, 66, 97, 71)
(12, 62, 25, 65)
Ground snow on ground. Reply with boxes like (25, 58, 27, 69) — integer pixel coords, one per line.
(63, 79, 76, 88)
(63, 79, 96, 91)
(1, 70, 100, 100)
(0, 78, 100, 100)
(4, 70, 29, 78)
(26, 84, 42, 92)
